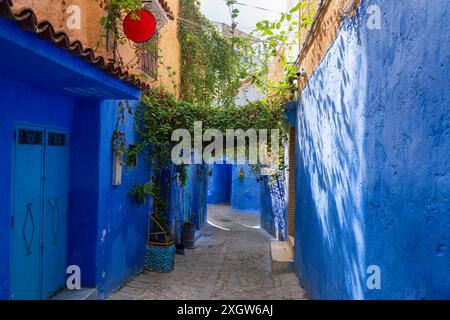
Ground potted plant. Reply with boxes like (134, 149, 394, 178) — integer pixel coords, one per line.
(145, 212, 176, 273)
(128, 182, 158, 206)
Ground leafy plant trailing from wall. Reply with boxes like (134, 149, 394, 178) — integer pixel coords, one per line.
(119, 1, 315, 221)
(176, 164, 188, 188)
(97, 0, 145, 46)
(239, 167, 245, 180)
(95, 0, 178, 88)
(178, 0, 242, 106)
(112, 100, 134, 161)
(133, 87, 286, 215)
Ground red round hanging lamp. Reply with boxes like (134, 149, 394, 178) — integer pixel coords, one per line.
(123, 9, 157, 43)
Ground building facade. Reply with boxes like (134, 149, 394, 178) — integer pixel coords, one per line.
(0, 0, 183, 300)
(292, 0, 450, 299)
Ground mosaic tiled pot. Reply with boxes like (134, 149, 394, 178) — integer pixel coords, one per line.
(144, 243, 176, 273)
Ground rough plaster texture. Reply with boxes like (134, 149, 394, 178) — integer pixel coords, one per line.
(231, 165, 261, 213)
(295, 0, 450, 299)
(14, 0, 181, 95)
(207, 164, 232, 204)
(0, 20, 147, 299)
(297, 0, 360, 91)
(260, 176, 288, 241)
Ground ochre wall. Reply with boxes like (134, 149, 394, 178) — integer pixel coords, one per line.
(13, 0, 181, 96)
(297, 0, 360, 91)
(156, 0, 181, 97)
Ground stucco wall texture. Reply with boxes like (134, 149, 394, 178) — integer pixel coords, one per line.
(260, 176, 288, 241)
(297, 0, 360, 92)
(13, 0, 181, 96)
(207, 164, 232, 204)
(0, 15, 148, 298)
(295, 0, 450, 299)
(231, 165, 261, 213)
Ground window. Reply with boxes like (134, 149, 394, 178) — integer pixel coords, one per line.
(140, 36, 159, 81)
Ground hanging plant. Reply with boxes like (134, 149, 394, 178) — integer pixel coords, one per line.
(129, 182, 159, 206)
(112, 129, 126, 157)
(177, 165, 188, 188)
(112, 100, 133, 159)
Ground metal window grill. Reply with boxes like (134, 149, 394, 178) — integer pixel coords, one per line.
(48, 132, 66, 147)
(140, 36, 159, 81)
(17, 129, 43, 145)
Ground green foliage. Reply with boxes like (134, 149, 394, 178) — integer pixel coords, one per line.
(129, 181, 159, 206)
(98, 0, 144, 45)
(112, 100, 133, 159)
(178, 0, 241, 106)
(104, 1, 316, 215)
(134, 87, 286, 210)
(137, 87, 285, 151)
(176, 165, 188, 188)
(228, 0, 316, 103)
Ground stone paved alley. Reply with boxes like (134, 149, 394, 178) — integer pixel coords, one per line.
(110, 205, 306, 300)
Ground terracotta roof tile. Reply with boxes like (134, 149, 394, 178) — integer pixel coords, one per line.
(0, 0, 150, 91)
(157, 0, 175, 20)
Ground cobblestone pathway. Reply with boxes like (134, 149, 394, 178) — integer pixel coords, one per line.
(110, 205, 307, 300)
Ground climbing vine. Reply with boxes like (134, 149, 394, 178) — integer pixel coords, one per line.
(112, 100, 133, 159)
(178, 0, 242, 106)
(229, 1, 316, 104)
(131, 87, 286, 210)
(103, 1, 316, 215)
(97, 0, 144, 45)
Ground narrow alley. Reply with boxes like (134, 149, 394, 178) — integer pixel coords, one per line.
(110, 205, 306, 300)
(1, 0, 449, 304)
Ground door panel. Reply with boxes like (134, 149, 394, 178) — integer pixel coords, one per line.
(10, 126, 45, 300)
(10, 125, 69, 300)
(41, 130, 69, 299)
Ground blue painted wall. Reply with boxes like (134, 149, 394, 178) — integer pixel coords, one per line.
(68, 99, 150, 298)
(190, 164, 209, 228)
(167, 165, 192, 240)
(260, 175, 287, 241)
(67, 99, 100, 289)
(231, 164, 261, 213)
(0, 76, 75, 299)
(0, 20, 146, 299)
(207, 164, 232, 204)
(295, 0, 450, 299)
(167, 163, 208, 240)
(94, 100, 149, 298)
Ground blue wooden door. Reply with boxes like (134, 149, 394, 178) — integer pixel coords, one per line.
(10, 125, 69, 300)
(10, 126, 45, 300)
(41, 129, 69, 299)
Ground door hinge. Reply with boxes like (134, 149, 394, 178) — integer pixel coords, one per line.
(11, 216, 14, 228)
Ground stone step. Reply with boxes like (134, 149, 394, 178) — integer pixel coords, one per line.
(270, 241, 294, 273)
(52, 288, 98, 300)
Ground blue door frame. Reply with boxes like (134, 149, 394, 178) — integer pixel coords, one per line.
(10, 124, 69, 300)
